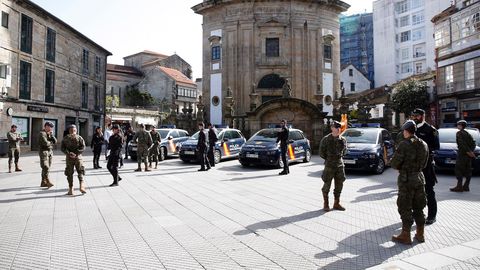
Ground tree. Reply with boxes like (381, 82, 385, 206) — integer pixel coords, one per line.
(125, 86, 154, 107)
(391, 79, 428, 117)
(106, 95, 119, 109)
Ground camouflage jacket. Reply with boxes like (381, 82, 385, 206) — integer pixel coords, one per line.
(150, 131, 161, 145)
(456, 129, 476, 158)
(319, 133, 347, 168)
(133, 130, 152, 147)
(38, 130, 57, 151)
(61, 134, 85, 156)
(391, 135, 428, 174)
(7, 131, 22, 149)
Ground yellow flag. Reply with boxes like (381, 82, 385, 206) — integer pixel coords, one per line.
(340, 114, 348, 133)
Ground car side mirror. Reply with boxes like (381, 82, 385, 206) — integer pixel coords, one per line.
(288, 139, 295, 144)
(167, 136, 173, 140)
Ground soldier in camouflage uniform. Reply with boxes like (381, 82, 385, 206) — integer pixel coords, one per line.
(450, 120, 476, 192)
(38, 121, 57, 188)
(391, 120, 428, 245)
(61, 125, 87, 195)
(7, 124, 23, 173)
(148, 126, 161, 169)
(133, 124, 152, 172)
(319, 121, 347, 212)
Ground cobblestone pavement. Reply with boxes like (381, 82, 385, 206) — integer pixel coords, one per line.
(0, 152, 479, 270)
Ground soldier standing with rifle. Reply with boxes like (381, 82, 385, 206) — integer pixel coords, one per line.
(61, 125, 87, 196)
(38, 121, 57, 188)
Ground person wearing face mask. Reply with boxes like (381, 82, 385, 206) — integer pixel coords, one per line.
(197, 122, 210, 171)
(411, 108, 439, 225)
(276, 119, 289, 175)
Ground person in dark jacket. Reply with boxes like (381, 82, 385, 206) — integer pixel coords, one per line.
(451, 120, 476, 192)
(124, 126, 135, 159)
(197, 122, 210, 171)
(276, 119, 289, 175)
(207, 123, 218, 167)
(412, 108, 440, 225)
(91, 126, 103, 169)
(107, 125, 123, 186)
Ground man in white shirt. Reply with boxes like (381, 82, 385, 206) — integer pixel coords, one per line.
(104, 123, 113, 160)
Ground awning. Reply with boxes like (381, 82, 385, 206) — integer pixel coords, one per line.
(111, 115, 132, 121)
(135, 117, 156, 126)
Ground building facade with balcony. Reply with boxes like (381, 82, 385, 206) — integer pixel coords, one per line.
(0, 0, 111, 150)
(433, 0, 480, 126)
(373, 0, 451, 87)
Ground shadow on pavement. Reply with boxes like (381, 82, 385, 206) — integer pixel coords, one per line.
(222, 174, 276, 182)
(351, 183, 397, 203)
(233, 210, 325, 236)
(314, 222, 414, 269)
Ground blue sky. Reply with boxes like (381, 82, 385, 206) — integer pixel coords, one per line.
(32, 0, 373, 79)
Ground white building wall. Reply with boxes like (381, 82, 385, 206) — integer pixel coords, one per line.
(341, 65, 372, 95)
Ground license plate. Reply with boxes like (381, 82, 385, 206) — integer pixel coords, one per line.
(184, 151, 195, 155)
(344, 159, 356, 164)
(445, 159, 456, 164)
(246, 153, 258, 158)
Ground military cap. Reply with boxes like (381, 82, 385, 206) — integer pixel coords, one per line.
(331, 120, 342, 129)
(11, 124, 17, 128)
(412, 108, 425, 116)
(44, 121, 54, 127)
(401, 120, 417, 133)
(67, 124, 77, 130)
(457, 120, 467, 128)
(138, 123, 145, 128)
(151, 125, 156, 128)
(112, 124, 120, 130)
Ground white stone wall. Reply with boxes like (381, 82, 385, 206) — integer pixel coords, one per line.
(341, 65, 372, 95)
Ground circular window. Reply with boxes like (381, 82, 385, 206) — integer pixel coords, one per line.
(324, 95, 332, 105)
(212, 96, 220, 106)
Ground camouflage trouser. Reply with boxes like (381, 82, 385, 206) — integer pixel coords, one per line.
(455, 157, 472, 178)
(39, 150, 53, 181)
(65, 156, 85, 186)
(321, 166, 346, 197)
(8, 147, 20, 165)
(137, 145, 149, 165)
(149, 144, 159, 163)
(397, 172, 427, 231)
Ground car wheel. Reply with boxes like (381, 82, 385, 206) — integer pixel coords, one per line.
(276, 159, 284, 169)
(159, 147, 166, 161)
(214, 150, 221, 164)
(303, 149, 311, 163)
(374, 158, 385, 174)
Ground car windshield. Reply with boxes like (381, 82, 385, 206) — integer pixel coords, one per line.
(158, 130, 169, 139)
(343, 129, 379, 144)
(248, 129, 278, 142)
(190, 129, 220, 140)
(439, 129, 480, 146)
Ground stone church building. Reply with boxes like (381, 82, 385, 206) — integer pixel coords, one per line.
(192, 0, 349, 148)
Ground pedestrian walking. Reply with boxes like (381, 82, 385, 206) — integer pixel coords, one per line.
(133, 124, 152, 172)
(197, 123, 210, 171)
(104, 123, 113, 160)
(276, 119, 289, 175)
(319, 120, 347, 211)
(61, 125, 87, 195)
(107, 125, 123, 186)
(124, 126, 135, 159)
(6, 124, 23, 173)
(118, 127, 124, 168)
(391, 120, 428, 245)
(207, 123, 218, 167)
(38, 121, 56, 188)
(91, 126, 103, 169)
(412, 108, 440, 225)
(450, 120, 476, 192)
(148, 126, 161, 169)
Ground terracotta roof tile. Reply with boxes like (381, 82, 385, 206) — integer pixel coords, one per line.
(107, 64, 143, 76)
(158, 66, 196, 88)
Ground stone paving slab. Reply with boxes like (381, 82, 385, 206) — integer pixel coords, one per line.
(0, 153, 479, 269)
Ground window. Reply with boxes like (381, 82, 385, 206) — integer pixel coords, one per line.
(401, 48, 410, 60)
(349, 69, 353, 76)
(350, 83, 355, 92)
(95, 56, 101, 77)
(266, 38, 279, 57)
(401, 63, 412, 74)
(81, 82, 88, 109)
(435, 20, 451, 47)
(473, 12, 480, 31)
(19, 61, 31, 99)
(0, 65, 6, 79)
(414, 45, 426, 57)
(415, 62, 423, 74)
(45, 69, 55, 103)
(46, 28, 56, 62)
(400, 15, 410, 27)
(1, 11, 8, 28)
(395, 0, 409, 14)
(412, 28, 424, 41)
(20, 14, 33, 54)
(411, 0, 424, 9)
(211, 46, 221, 60)
(400, 31, 411, 42)
(412, 11, 424, 25)
(94, 85, 100, 110)
(465, 60, 475, 90)
(82, 49, 89, 75)
(324, 44, 332, 60)
(445, 65, 453, 92)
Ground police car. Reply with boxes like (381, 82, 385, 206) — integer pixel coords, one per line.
(434, 128, 480, 173)
(342, 127, 395, 174)
(238, 128, 311, 168)
(128, 128, 190, 160)
(178, 128, 246, 164)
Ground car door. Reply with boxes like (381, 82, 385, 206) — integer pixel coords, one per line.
(220, 130, 232, 158)
(168, 130, 180, 154)
(381, 130, 395, 160)
(228, 130, 243, 156)
(287, 131, 297, 160)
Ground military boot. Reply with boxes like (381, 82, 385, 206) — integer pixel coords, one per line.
(450, 177, 463, 192)
(134, 164, 142, 172)
(15, 164, 22, 172)
(463, 177, 471, 192)
(333, 196, 346, 211)
(322, 192, 331, 212)
(414, 225, 425, 243)
(149, 161, 152, 168)
(79, 181, 87, 194)
(144, 162, 151, 172)
(45, 179, 54, 188)
(392, 230, 412, 245)
(67, 186, 74, 196)
(40, 179, 48, 187)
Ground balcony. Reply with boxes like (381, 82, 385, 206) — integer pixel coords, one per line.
(413, 52, 426, 58)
